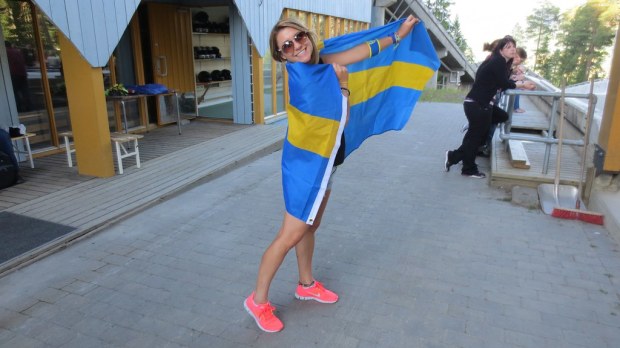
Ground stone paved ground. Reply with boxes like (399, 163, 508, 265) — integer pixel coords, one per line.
(1, 102, 619, 347)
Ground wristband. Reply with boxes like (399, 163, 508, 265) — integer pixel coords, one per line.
(340, 87, 351, 97)
(367, 39, 380, 58)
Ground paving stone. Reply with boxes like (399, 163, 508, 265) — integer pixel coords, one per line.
(0, 103, 619, 347)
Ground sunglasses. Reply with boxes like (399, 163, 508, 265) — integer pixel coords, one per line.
(278, 31, 309, 55)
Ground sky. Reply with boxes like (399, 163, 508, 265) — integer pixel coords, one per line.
(451, 0, 589, 62)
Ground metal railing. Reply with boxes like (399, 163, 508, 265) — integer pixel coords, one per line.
(498, 89, 597, 174)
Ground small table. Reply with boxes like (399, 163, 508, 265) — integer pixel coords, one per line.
(106, 94, 144, 134)
(10, 133, 35, 168)
(107, 92, 182, 135)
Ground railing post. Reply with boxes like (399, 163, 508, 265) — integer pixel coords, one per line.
(542, 96, 559, 174)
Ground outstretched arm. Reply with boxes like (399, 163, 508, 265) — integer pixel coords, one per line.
(321, 15, 419, 66)
(332, 63, 351, 124)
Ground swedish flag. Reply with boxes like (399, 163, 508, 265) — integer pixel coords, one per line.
(283, 20, 439, 224)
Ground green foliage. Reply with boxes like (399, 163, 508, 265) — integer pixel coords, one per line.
(0, 0, 35, 47)
(527, 0, 618, 85)
(1, 1, 60, 52)
(426, 0, 453, 30)
(419, 88, 467, 103)
(526, 1, 560, 72)
(425, 0, 474, 63)
(105, 84, 128, 97)
(555, 0, 617, 85)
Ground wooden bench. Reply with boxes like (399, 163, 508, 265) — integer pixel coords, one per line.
(508, 140, 531, 169)
(110, 132, 144, 174)
(10, 133, 35, 168)
(59, 131, 144, 174)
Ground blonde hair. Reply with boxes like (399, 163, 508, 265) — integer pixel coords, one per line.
(269, 18, 320, 64)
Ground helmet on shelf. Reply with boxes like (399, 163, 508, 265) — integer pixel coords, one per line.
(197, 71, 211, 83)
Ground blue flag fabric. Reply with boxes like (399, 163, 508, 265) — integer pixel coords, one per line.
(283, 20, 440, 224)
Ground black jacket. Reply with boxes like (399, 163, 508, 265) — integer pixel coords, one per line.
(466, 54, 516, 106)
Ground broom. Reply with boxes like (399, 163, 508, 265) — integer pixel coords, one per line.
(551, 80, 604, 225)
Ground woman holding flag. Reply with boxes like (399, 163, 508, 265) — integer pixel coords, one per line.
(244, 15, 420, 332)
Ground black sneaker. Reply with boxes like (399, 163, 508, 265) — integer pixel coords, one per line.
(461, 171, 486, 179)
(477, 145, 490, 158)
(444, 150, 452, 172)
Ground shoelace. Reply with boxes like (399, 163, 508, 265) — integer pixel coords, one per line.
(257, 303, 276, 320)
(308, 281, 326, 295)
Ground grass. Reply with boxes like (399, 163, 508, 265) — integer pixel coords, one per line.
(419, 88, 467, 103)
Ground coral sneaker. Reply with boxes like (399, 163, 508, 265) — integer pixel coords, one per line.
(244, 292, 284, 333)
(295, 281, 339, 303)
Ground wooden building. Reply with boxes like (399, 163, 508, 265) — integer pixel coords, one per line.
(0, 0, 372, 177)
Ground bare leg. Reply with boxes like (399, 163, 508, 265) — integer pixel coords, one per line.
(295, 190, 332, 285)
(254, 212, 310, 304)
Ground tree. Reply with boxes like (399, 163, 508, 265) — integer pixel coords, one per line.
(525, 1, 560, 71)
(556, 0, 617, 84)
(536, 35, 553, 79)
(451, 16, 474, 62)
(425, 0, 474, 63)
(425, 0, 453, 31)
(512, 23, 526, 48)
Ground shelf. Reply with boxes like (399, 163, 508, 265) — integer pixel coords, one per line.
(192, 32, 230, 35)
(194, 57, 231, 61)
(196, 80, 232, 86)
(192, 7, 232, 119)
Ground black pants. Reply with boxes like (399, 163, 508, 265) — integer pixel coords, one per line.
(485, 105, 509, 147)
(450, 101, 492, 174)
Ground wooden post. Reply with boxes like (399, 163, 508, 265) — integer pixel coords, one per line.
(598, 25, 620, 172)
(59, 34, 115, 177)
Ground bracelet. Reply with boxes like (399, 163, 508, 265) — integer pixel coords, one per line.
(340, 87, 351, 97)
(390, 32, 401, 45)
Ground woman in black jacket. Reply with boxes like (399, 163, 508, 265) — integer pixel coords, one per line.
(445, 35, 519, 178)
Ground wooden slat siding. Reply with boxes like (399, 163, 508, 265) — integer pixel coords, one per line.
(77, 0, 99, 64)
(234, 0, 371, 58)
(36, 1, 367, 66)
(104, 1, 118, 53)
(63, 0, 81, 52)
(6, 125, 286, 229)
(33, 0, 139, 67)
(230, 5, 253, 125)
(91, 0, 109, 65)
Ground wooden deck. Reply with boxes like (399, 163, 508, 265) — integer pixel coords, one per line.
(491, 136, 583, 188)
(490, 96, 585, 189)
(510, 110, 549, 132)
(0, 120, 286, 274)
(1, 120, 252, 209)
